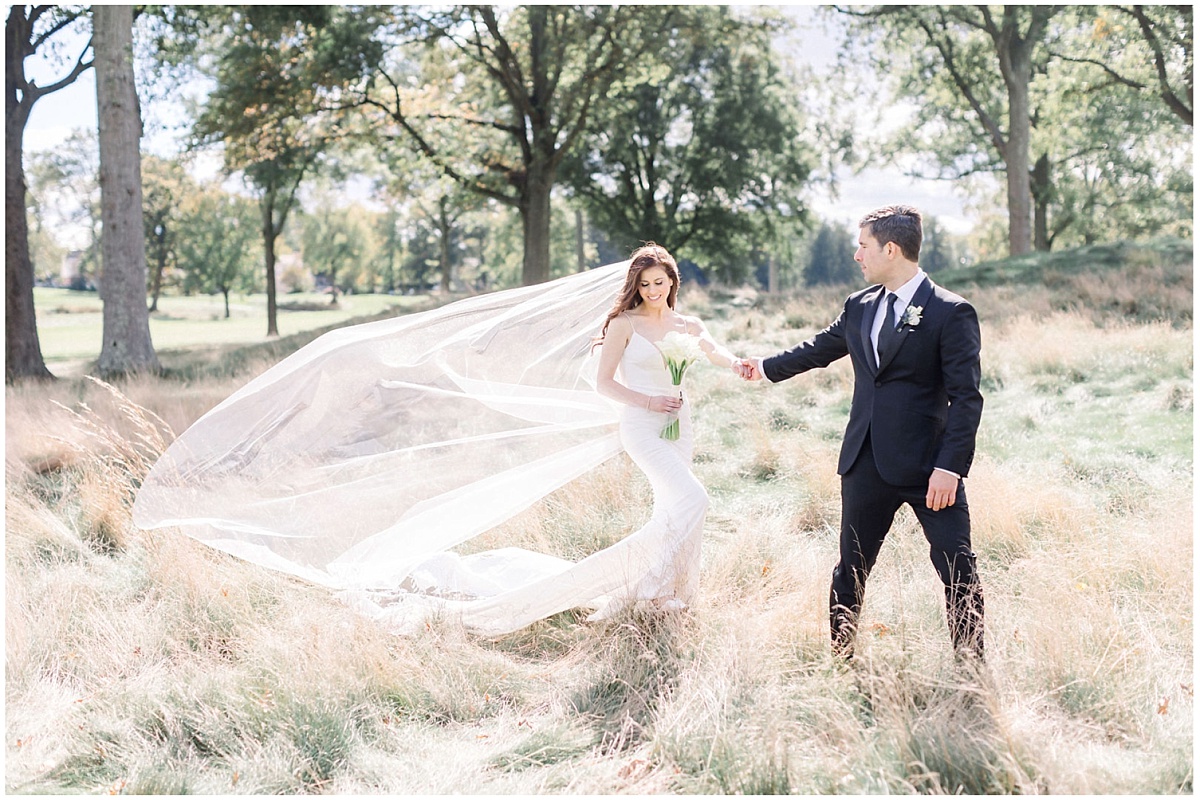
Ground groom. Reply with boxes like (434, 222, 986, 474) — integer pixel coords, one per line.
(738, 205, 985, 659)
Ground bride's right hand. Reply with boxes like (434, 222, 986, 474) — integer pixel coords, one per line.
(645, 394, 682, 413)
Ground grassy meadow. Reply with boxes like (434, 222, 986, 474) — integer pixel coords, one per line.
(33, 287, 435, 375)
(5, 240, 1193, 794)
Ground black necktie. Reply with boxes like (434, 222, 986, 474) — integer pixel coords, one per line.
(877, 293, 901, 365)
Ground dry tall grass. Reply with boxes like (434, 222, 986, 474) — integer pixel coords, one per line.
(6, 253, 1192, 794)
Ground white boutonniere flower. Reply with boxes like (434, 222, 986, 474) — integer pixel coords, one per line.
(901, 305, 923, 327)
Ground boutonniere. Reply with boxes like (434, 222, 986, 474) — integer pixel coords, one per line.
(901, 305, 923, 327)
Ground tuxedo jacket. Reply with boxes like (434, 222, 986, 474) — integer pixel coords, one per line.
(764, 276, 983, 486)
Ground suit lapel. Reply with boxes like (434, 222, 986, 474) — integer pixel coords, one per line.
(877, 276, 934, 374)
(861, 286, 886, 374)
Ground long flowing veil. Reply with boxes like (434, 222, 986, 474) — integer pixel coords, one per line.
(133, 262, 628, 605)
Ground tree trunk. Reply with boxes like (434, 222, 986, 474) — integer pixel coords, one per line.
(385, 206, 397, 293)
(261, 193, 279, 336)
(5, 8, 53, 382)
(148, 224, 167, 311)
(222, 287, 230, 318)
(1031, 152, 1051, 252)
(5, 110, 52, 381)
(574, 207, 586, 272)
(1003, 84, 1033, 256)
(767, 252, 778, 294)
(94, 5, 159, 377)
(521, 164, 554, 286)
(438, 196, 452, 293)
(994, 9, 1037, 257)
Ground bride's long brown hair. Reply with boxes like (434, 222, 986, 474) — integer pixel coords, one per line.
(595, 244, 680, 346)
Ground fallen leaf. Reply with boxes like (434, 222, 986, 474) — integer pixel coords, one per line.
(1157, 696, 1170, 715)
(1181, 683, 1193, 698)
(761, 562, 772, 577)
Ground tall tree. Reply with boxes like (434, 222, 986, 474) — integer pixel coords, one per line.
(191, 6, 382, 335)
(299, 202, 369, 304)
(357, 6, 675, 286)
(5, 5, 92, 381)
(141, 155, 190, 311)
(176, 189, 257, 318)
(847, 6, 1190, 255)
(1028, 27, 1192, 250)
(93, 4, 158, 376)
(844, 6, 1062, 257)
(562, 6, 812, 281)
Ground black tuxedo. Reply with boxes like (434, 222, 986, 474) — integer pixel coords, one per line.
(764, 275, 985, 657)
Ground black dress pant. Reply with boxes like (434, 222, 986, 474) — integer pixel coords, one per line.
(830, 432, 984, 658)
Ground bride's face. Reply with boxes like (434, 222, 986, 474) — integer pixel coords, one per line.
(637, 266, 672, 309)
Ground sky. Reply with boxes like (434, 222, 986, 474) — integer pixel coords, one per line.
(23, 6, 979, 247)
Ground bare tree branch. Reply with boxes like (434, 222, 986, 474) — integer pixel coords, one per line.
(1127, 4, 1193, 125)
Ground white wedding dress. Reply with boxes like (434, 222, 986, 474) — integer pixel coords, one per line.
(133, 262, 709, 637)
(340, 329, 708, 635)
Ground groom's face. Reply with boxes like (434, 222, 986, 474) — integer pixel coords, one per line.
(854, 229, 890, 285)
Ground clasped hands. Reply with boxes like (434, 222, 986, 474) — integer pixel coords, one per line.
(731, 358, 763, 381)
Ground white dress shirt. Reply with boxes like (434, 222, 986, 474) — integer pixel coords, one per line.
(870, 269, 925, 367)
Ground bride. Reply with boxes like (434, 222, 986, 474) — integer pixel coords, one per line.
(133, 244, 741, 636)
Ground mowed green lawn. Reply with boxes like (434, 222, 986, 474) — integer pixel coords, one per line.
(33, 288, 432, 369)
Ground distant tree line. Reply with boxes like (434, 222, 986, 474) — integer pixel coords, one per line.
(6, 5, 1191, 381)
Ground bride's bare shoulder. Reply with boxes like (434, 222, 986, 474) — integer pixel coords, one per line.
(607, 312, 635, 340)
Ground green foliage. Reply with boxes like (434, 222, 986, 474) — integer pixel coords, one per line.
(174, 188, 259, 315)
(803, 221, 857, 286)
(843, 5, 1192, 257)
(186, 7, 389, 330)
(26, 130, 102, 282)
(297, 201, 376, 300)
(563, 6, 813, 282)
(355, 6, 697, 284)
(141, 155, 194, 303)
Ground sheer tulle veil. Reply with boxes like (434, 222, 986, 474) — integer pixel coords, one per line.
(133, 262, 630, 618)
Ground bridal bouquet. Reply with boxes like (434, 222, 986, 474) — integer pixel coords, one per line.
(657, 331, 705, 440)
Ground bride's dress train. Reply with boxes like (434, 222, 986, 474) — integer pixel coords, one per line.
(133, 262, 709, 637)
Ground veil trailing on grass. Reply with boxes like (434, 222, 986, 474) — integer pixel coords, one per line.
(134, 262, 630, 633)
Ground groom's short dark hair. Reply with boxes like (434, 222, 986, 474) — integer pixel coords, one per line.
(860, 205, 922, 262)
